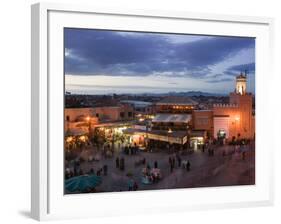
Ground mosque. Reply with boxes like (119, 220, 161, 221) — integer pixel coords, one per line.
(193, 72, 255, 145)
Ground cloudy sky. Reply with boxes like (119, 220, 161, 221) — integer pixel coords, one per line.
(64, 28, 255, 95)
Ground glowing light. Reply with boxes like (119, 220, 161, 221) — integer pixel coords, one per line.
(238, 86, 243, 95)
(79, 135, 86, 142)
(235, 116, 240, 121)
(168, 128, 173, 133)
(86, 116, 90, 122)
(66, 136, 73, 143)
(133, 134, 140, 142)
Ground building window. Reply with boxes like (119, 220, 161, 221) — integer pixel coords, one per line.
(120, 112, 125, 118)
(128, 111, 132, 117)
(66, 115, 70, 121)
(96, 113, 99, 118)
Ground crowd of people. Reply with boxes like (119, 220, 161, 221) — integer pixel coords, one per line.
(65, 137, 253, 193)
(168, 154, 191, 172)
(65, 158, 109, 179)
(142, 164, 161, 184)
(128, 179, 139, 191)
(123, 144, 139, 155)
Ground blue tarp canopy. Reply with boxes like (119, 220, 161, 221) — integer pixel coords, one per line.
(65, 175, 102, 192)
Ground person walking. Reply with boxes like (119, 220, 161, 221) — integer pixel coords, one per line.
(74, 166, 78, 176)
(121, 157, 125, 170)
(177, 156, 181, 168)
(116, 157, 120, 168)
(96, 168, 101, 176)
(154, 160, 158, 169)
(103, 164, 108, 176)
(168, 157, 172, 166)
(90, 168, 95, 175)
(172, 157, 175, 168)
(147, 163, 151, 170)
(186, 161, 190, 172)
(128, 179, 133, 191)
(133, 181, 138, 191)
(242, 151, 246, 160)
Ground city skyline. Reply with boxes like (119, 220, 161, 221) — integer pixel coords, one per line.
(65, 28, 255, 95)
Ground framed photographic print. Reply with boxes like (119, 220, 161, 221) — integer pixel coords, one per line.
(31, 2, 274, 221)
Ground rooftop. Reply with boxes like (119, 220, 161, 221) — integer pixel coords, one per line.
(152, 113, 192, 123)
(121, 100, 153, 107)
(156, 96, 198, 106)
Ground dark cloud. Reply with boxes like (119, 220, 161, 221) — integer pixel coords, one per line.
(224, 62, 255, 76)
(204, 62, 255, 84)
(205, 77, 233, 83)
(64, 28, 255, 79)
(175, 37, 254, 67)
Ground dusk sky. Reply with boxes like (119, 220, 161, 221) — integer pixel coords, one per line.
(64, 28, 255, 95)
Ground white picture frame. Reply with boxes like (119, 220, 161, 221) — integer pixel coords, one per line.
(31, 2, 274, 221)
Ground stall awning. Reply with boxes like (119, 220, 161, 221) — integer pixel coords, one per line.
(152, 113, 192, 123)
(123, 128, 188, 145)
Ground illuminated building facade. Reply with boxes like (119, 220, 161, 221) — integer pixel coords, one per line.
(64, 73, 255, 151)
(152, 96, 197, 131)
(64, 105, 134, 136)
(65, 105, 134, 123)
(213, 73, 255, 140)
(122, 97, 197, 149)
(155, 96, 198, 114)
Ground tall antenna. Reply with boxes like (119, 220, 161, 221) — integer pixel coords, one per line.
(244, 69, 248, 77)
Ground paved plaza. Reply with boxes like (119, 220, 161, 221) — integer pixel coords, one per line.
(65, 141, 255, 194)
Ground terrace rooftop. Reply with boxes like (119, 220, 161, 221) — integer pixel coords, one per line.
(156, 96, 198, 106)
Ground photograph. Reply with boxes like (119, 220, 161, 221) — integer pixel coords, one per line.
(63, 28, 256, 194)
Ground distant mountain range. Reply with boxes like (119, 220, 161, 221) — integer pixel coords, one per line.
(168, 91, 227, 97)
(66, 91, 228, 97)
(137, 91, 227, 97)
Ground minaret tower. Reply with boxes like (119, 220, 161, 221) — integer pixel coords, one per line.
(229, 71, 253, 139)
(235, 72, 247, 95)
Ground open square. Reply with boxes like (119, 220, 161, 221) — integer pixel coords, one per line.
(64, 28, 255, 194)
